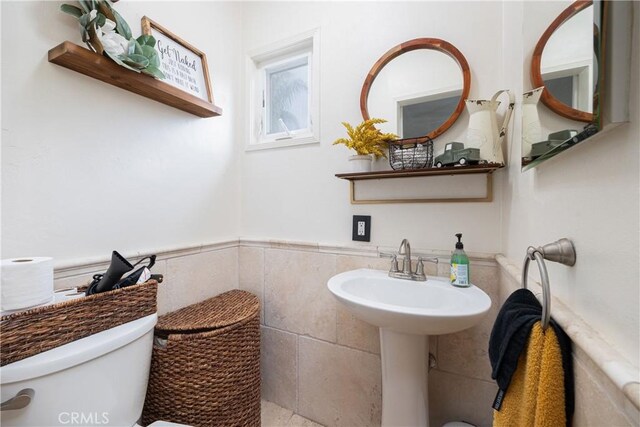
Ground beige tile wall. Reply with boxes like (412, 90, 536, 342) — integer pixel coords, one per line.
(240, 244, 501, 427)
(428, 263, 500, 427)
(242, 247, 384, 426)
(53, 242, 638, 427)
(53, 246, 239, 316)
(499, 270, 639, 427)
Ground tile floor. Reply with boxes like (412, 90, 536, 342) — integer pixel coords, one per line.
(261, 400, 323, 427)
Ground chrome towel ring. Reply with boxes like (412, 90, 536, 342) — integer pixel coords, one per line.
(522, 238, 576, 330)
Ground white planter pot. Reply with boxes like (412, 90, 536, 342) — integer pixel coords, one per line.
(349, 155, 373, 173)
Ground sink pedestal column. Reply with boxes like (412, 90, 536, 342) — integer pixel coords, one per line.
(380, 328, 429, 427)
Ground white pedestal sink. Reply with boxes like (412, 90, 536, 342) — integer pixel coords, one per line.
(328, 269, 491, 427)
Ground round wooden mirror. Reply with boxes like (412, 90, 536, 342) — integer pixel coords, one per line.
(531, 0, 594, 123)
(360, 38, 471, 143)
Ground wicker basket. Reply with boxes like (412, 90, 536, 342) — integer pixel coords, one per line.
(141, 290, 261, 427)
(0, 280, 158, 366)
(389, 137, 434, 170)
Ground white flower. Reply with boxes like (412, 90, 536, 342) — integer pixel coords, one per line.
(95, 19, 129, 57)
(100, 18, 116, 34)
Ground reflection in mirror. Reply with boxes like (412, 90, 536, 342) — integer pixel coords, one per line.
(541, 4, 594, 115)
(367, 50, 463, 139)
(523, 0, 604, 170)
(361, 38, 470, 144)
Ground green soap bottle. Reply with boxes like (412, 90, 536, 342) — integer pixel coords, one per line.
(450, 233, 470, 287)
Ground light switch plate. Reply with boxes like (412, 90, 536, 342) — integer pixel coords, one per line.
(352, 215, 371, 242)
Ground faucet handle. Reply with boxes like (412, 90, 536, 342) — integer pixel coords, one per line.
(380, 252, 399, 273)
(412, 254, 439, 265)
(416, 258, 425, 277)
(390, 256, 399, 273)
(379, 252, 397, 258)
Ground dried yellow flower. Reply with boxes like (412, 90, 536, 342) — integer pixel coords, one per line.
(332, 118, 397, 159)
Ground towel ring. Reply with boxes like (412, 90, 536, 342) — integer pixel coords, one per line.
(521, 238, 576, 330)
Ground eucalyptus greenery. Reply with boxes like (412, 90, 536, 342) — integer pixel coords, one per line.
(60, 0, 165, 79)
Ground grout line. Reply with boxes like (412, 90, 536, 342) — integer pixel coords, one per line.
(261, 323, 381, 356)
(296, 333, 300, 414)
(296, 332, 381, 357)
(431, 367, 497, 385)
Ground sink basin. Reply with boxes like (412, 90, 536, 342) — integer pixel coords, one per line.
(327, 268, 492, 427)
(328, 268, 491, 335)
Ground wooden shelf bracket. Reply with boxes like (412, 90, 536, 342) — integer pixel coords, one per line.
(335, 164, 502, 204)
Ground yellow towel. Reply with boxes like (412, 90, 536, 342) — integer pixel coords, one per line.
(493, 321, 566, 427)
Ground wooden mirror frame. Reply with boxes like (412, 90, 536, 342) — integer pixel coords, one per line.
(360, 38, 471, 144)
(530, 0, 594, 123)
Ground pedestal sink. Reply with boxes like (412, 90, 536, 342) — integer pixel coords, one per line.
(327, 268, 491, 427)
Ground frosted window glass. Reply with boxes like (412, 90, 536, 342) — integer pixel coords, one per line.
(266, 58, 309, 135)
(401, 95, 459, 139)
(544, 76, 574, 108)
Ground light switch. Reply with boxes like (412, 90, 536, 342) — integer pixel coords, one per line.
(352, 215, 371, 242)
(357, 221, 366, 236)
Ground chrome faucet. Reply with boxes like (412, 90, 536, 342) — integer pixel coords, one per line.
(398, 239, 412, 275)
(380, 239, 439, 282)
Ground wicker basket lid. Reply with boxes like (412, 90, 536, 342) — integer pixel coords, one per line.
(155, 289, 259, 336)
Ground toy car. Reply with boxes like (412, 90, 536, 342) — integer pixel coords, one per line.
(434, 142, 481, 167)
(530, 129, 579, 159)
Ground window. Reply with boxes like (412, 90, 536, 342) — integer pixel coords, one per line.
(544, 75, 574, 107)
(246, 30, 320, 150)
(397, 90, 462, 139)
(541, 62, 592, 113)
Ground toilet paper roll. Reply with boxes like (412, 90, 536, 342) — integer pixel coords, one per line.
(1, 257, 54, 311)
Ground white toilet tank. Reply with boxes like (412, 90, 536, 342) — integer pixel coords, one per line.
(1, 313, 157, 427)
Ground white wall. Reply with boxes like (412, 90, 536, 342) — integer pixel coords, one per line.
(240, 1, 506, 253)
(239, 0, 640, 368)
(2, 0, 637, 372)
(501, 1, 640, 364)
(1, 1, 243, 265)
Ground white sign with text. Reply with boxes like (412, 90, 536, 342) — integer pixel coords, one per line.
(150, 29, 210, 102)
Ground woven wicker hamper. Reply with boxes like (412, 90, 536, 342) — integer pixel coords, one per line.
(141, 290, 260, 427)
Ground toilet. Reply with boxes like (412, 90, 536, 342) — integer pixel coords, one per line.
(1, 313, 187, 426)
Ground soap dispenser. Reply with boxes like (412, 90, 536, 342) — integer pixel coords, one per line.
(450, 233, 470, 287)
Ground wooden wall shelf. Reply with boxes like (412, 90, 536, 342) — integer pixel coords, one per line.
(48, 42, 222, 118)
(335, 164, 503, 181)
(335, 164, 503, 204)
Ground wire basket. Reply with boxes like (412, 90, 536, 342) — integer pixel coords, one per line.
(389, 137, 434, 170)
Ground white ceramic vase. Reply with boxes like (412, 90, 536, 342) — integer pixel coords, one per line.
(349, 155, 373, 173)
(465, 90, 514, 165)
(522, 87, 544, 158)
(466, 99, 500, 163)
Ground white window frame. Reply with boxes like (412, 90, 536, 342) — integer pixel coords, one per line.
(394, 86, 462, 138)
(541, 59, 592, 112)
(263, 52, 311, 139)
(245, 29, 320, 151)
